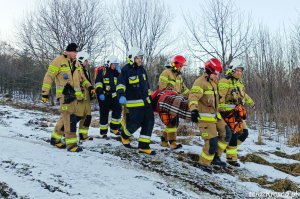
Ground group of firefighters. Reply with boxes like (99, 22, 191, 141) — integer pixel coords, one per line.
(41, 43, 254, 171)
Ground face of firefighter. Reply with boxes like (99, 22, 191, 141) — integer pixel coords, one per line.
(210, 73, 219, 82)
(110, 63, 116, 70)
(67, 51, 78, 60)
(82, 60, 89, 67)
(134, 56, 143, 66)
(233, 67, 243, 79)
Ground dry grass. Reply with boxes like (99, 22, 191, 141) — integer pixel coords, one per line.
(248, 175, 269, 185)
(176, 152, 199, 162)
(255, 130, 265, 145)
(1, 100, 59, 115)
(272, 163, 300, 176)
(177, 137, 193, 145)
(272, 151, 300, 161)
(288, 133, 300, 146)
(240, 154, 269, 165)
(240, 153, 300, 176)
(186, 153, 200, 162)
(177, 124, 195, 136)
(291, 153, 300, 161)
(268, 178, 299, 192)
(239, 175, 299, 192)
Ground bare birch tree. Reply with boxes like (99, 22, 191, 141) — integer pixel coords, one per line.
(110, 0, 172, 69)
(18, 0, 109, 64)
(184, 0, 252, 70)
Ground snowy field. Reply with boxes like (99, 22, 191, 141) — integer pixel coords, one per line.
(0, 104, 299, 199)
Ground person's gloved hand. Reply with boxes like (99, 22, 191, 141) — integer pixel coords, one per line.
(99, 94, 105, 101)
(41, 95, 49, 103)
(119, 96, 127, 105)
(191, 109, 200, 123)
(88, 86, 96, 97)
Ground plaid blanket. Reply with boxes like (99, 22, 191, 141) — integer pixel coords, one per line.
(158, 92, 191, 120)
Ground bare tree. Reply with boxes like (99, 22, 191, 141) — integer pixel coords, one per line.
(243, 24, 300, 143)
(184, 0, 253, 70)
(18, 0, 109, 64)
(0, 41, 44, 100)
(110, 0, 173, 68)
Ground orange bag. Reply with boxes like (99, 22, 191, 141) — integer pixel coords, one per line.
(159, 111, 177, 126)
(222, 104, 247, 133)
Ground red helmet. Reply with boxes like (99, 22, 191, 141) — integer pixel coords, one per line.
(171, 55, 186, 69)
(205, 58, 222, 74)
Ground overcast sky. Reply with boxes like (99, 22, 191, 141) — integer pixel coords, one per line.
(0, 0, 299, 43)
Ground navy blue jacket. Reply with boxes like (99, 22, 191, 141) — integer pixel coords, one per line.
(116, 63, 151, 107)
(95, 67, 120, 98)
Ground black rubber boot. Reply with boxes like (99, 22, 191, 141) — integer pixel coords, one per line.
(79, 133, 93, 141)
(227, 161, 240, 167)
(139, 148, 156, 155)
(169, 140, 182, 150)
(50, 138, 66, 149)
(197, 164, 213, 174)
(67, 145, 83, 152)
(211, 155, 227, 167)
(110, 129, 121, 136)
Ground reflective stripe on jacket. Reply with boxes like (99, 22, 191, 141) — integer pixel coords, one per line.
(41, 53, 91, 100)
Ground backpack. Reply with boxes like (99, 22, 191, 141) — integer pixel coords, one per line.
(93, 66, 106, 83)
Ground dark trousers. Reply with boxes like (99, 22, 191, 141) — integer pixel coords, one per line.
(99, 96, 122, 135)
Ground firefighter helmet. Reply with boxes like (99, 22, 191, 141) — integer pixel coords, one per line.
(127, 47, 143, 64)
(105, 55, 120, 67)
(228, 59, 244, 71)
(171, 55, 186, 69)
(76, 51, 89, 64)
(205, 58, 222, 74)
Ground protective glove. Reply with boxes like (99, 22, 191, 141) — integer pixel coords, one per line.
(119, 96, 127, 105)
(191, 109, 200, 123)
(99, 94, 105, 101)
(63, 83, 76, 104)
(41, 95, 49, 103)
(88, 86, 96, 98)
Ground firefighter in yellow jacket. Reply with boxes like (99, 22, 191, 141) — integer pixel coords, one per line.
(189, 58, 232, 172)
(158, 55, 189, 149)
(41, 43, 92, 152)
(76, 51, 95, 141)
(218, 60, 254, 167)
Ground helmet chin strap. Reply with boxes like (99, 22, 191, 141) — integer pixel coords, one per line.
(172, 67, 181, 74)
(127, 58, 134, 65)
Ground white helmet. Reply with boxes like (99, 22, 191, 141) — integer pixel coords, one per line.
(76, 51, 89, 64)
(228, 59, 244, 70)
(127, 46, 143, 64)
(106, 55, 120, 67)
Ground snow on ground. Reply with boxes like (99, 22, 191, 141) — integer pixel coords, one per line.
(0, 105, 202, 199)
(0, 103, 300, 198)
(243, 162, 300, 183)
(257, 152, 299, 164)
